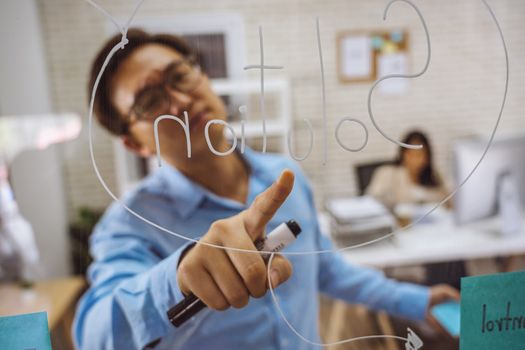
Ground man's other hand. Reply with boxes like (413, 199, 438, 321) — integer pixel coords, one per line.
(426, 284, 461, 336)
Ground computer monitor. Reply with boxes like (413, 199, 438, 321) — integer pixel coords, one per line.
(453, 134, 525, 225)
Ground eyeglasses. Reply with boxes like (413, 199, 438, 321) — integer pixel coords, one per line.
(129, 57, 202, 123)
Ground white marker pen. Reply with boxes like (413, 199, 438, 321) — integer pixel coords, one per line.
(168, 220, 301, 327)
(256, 220, 301, 260)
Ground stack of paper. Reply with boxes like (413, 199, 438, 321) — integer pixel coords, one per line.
(325, 196, 397, 246)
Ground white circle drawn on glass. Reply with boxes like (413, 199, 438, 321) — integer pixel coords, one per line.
(87, 0, 508, 256)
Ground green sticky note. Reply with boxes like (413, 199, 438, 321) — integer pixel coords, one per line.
(460, 271, 525, 349)
(0, 311, 52, 350)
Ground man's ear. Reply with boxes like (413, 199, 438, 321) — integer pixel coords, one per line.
(121, 136, 153, 158)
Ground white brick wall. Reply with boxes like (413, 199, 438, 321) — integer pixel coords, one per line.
(37, 0, 525, 217)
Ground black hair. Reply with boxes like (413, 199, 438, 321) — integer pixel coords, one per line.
(88, 28, 195, 135)
(396, 130, 441, 187)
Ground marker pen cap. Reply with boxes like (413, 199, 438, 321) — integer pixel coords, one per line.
(261, 220, 301, 253)
(285, 220, 301, 237)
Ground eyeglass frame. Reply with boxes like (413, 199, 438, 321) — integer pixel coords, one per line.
(126, 55, 204, 127)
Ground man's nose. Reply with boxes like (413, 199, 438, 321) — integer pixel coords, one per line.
(167, 89, 192, 116)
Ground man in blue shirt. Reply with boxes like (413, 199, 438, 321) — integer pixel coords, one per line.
(74, 29, 459, 349)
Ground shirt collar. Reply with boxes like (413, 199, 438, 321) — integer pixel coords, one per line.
(154, 147, 272, 219)
(156, 163, 206, 219)
(241, 147, 276, 184)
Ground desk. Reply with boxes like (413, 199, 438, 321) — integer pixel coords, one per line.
(338, 213, 525, 268)
(321, 213, 525, 350)
(0, 276, 86, 350)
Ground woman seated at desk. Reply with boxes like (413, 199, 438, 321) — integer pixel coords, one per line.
(366, 130, 465, 289)
(366, 130, 448, 211)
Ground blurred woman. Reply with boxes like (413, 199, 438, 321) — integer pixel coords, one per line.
(367, 130, 466, 290)
(366, 130, 448, 210)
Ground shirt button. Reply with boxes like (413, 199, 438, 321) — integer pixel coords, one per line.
(282, 338, 289, 347)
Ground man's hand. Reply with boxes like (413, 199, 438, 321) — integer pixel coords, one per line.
(177, 169, 295, 311)
(426, 284, 461, 335)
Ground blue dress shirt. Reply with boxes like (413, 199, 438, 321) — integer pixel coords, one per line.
(73, 148, 430, 349)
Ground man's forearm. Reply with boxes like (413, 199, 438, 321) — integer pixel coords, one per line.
(74, 242, 194, 349)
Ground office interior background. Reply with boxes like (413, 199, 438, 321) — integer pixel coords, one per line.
(1, 0, 524, 349)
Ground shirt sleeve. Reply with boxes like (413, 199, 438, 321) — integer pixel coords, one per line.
(316, 232, 430, 321)
(295, 166, 430, 322)
(73, 210, 194, 350)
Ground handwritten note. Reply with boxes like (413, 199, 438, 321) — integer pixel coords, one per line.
(0, 312, 51, 350)
(460, 271, 525, 349)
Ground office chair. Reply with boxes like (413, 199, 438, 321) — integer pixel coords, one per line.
(354, 160, 395, 195)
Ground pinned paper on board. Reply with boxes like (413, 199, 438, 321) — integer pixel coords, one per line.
(460, 271, 525, 350)
(337, 29, 409, 86)
(377, 53, 408, 94)
(339, 35, 373, 81)
(0, 311, 52, 350)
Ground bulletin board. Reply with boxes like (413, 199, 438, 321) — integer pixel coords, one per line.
(337, 29, 409, 83)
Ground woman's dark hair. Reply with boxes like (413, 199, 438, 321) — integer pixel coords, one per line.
(88, 28, 194, 136)
(396, 130, 441, 187)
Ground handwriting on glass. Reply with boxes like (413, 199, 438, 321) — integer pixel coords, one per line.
(153, 0, 429, 167)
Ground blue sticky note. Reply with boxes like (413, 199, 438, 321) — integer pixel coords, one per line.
(371, 36, 383, 49)
(431, 300, 460, 337)
(0, 312, 52, 350)
(390, 30, 404, 43)
(461, 271, 525, 349)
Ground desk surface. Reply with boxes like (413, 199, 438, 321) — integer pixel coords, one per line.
(335, 213, 525, 268)
(0, 276, 86, 330)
